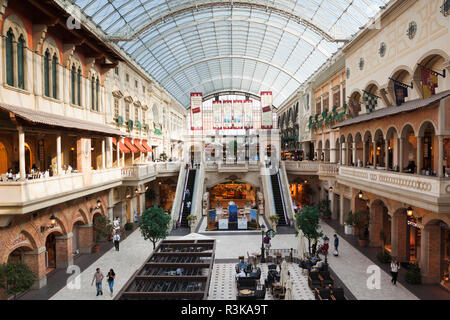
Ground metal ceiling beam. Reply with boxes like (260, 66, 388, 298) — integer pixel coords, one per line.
(104, 1, 347, 43)
(161, 55, 303, 86)
(128, 16, 332, 61)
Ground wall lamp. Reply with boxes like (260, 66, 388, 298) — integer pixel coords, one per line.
(406, 206, 414, 217)
(329, 186, 333, 192)
(90, 198, 102, 213)
(40, 214, 57, 232)
(358, 190, 363, 199)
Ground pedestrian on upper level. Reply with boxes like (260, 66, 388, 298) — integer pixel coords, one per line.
(91, 268, 104, 296)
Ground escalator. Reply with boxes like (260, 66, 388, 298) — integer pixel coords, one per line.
(270, 173, 287, 226)
(179, 169, 197, 228)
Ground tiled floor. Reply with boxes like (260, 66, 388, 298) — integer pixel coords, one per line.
(208, 263, 314, 300)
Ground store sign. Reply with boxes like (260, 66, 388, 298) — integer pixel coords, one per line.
(190, 93, 203, 130)
(407, 221, 423, 229)
(7, 233, 30, 249)
(244, 100, 253, 129)
(233, 100, 243, 129)
(260, 91, 273, 129)
(212, 100, 222, 129)
(219, 219, 228, 229)
(238, 218, 248, 229)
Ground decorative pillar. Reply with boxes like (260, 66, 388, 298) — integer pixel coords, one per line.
(416, 136, 422, 174)
(23, 247, 47, 289)
(352, 142, 356, 167)
(385, 139, 389, 169)
(116, 139, 120, 168)
(438, 135, 444, 177)
(55, 233, 73, 268)
(373, 140, 377, 167)
(363, 141, 367, 167)
(339, 194, 345, 226)
(121, 138, 125, 167)
(341, 143, 347, 165)
(18, 126, 26, 180)
(421, 224, 441, 283)
(78, 223, 94, 254)
(76, 138, 91, 173)
(391, 212, 407, 262)
(106, 137, 112, 168)
(56, 134, 62, 174)
(399, 137, 404, 172)
(101, 138, 106, 170)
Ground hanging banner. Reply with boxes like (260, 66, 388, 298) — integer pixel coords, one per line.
(190, 92, 203, 130)
(223, 100, 233, 129)
(421, 66, 439, 99)
(233, 100, 243, 129)
(261, 91, 273, 129)
(244, 100, 253, 129)
(212, 100, 222, 129)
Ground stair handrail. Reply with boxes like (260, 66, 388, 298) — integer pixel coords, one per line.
(262, 165, 277, 225)
(280, 162, 295, 225)
(176, 164, 189, 228)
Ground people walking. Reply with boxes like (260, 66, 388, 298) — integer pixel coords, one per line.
(113, 232, 121, 251)
(390, 259, 400, 285)
(91, 268, 104, 296)
(107, 269, 116, 297)
(185, 188, 191, 201)
(333, 234, 339, 256)
(186, 201, 192, 213)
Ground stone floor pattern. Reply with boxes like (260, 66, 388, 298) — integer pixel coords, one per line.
(208, 263, 314, 300)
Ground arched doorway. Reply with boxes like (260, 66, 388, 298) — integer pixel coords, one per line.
(418, 121, 436, 175)
(24, 143, 32, 173)
(45, 233, 57, 272)
(401, 124, 417, 173)
(0, 141, 8, 174)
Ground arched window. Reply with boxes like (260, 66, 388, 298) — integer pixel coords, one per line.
(17, 35, 25, 89)
(52, 54, 57, 99)
(44, 50, 50, 97)
(6, 29, 14, 86)
(71, 65, 76, 104)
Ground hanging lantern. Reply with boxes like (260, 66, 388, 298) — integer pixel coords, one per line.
(49, 214, 57, 226)
(358, 191, 363, 199)
(406, 206, 413, 217)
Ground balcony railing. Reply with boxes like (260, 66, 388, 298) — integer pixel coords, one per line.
(0, 168, 122, 213)
(284, 160, 320, 173)
(121, 162, 181, 180)
(339, 166, 450, 198)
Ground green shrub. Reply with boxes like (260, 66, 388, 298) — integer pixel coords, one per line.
(376, 251, 391, 264)
(124, 222, 134, 231)
(405, 262, 421, 285)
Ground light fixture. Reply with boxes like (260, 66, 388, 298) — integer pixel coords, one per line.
(406, 206, 414, 217)
(135, 188, 139, 194)
(329, 186, 333, 192)
(41, 214, 57, 232)
(97, 199, 102, 208)
(304, 180, 307, 184)
(358, 190, 363, 199)
(70, 147, 75, 151)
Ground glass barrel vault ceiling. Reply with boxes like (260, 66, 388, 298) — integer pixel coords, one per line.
(71, 0, 390, 107)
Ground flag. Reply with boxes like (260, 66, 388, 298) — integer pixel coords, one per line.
(363, 91, 378, 113)
(394, 81, 408, 106)
(421, 67, 438, 99)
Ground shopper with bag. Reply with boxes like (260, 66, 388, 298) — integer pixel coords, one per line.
(107, 269, 116, 297)
(333, 234, 339, 256)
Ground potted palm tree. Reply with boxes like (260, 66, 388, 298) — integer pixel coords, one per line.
(269, 215, 279, 232)
(344, 211, 354, 235)
(92, 215, 113, 253)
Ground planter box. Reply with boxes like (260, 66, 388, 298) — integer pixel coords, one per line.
(358, 239, 369, 247)
(344, 225, 353, 235)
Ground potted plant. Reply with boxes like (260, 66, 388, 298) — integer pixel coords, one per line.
(269, 215, 279, 232)
(353, 210, 370, 247)
(0, 262, 37, 299)
(344, 211, 354, 235)
(139, 206, 171, 249)
(92, 215, 113, 253)
(405, 262, 422, 284)
(318, 199, 331, 220)
(187, 215, 198, 232)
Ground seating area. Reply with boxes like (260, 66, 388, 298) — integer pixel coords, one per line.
(307, 265, 348, 300)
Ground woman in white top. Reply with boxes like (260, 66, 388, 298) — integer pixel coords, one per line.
(390, 259, 400, 285)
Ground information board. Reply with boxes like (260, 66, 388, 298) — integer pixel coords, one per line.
(244, 100, 253, 129)
(233, 100, 243, 129)
(223, 100, 233, 129)
(190, 92, 203, 130)
(261, 91, 273, 129)
(212, 100, 222, 129)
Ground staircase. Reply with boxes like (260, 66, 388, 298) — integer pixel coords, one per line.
(270, 173, 287, 226)
(180, 169, 197, 228)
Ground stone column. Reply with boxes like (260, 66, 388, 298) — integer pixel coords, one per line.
(106, 137, 112, 168)
(23, 247, 47, 289)
(56, 134, 62, 174)
(363, 141, 367, 167)
(391, 212, 407, 262)
(438, 135, 444, 177)
(121, 138, 125, 167)
(116, 139, 120, 168)
(421, 224, 441, 283)
(339, 195, 345, 226)
(341, 143, 347, 165)
(101, 138, 106, 170)
(78, 223, 94, 254)
(329, 190, 337, 220)
(399, 137, 404, 171)
(55, 233, 73, 268)
(369, 205, 383, 247)
(18, 126, 26, 180)
(385, 140, 389, 169)
(352, 142, 357, 167)
(416, 136, 422, 174)
(373, 140, 377, 167)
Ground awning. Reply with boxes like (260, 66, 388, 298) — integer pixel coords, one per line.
(118, 141, 131, 153)
(142, 140, 153, 152)
(124, 138, 139, 153)
(134, 139, 147, 153)
(333, 90, 450, 129)
(0, 102, 123, 136)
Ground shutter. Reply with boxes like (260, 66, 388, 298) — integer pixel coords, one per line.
(17, 36, 25, 89)
(52, 55, 57, 99)
(6, 30, 14, 86)
(44, 51, 50, 97)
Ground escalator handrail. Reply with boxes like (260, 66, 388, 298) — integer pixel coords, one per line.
(276, 171, 290, 226)
(177, 166, 190, 227)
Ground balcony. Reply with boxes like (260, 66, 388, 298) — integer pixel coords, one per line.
(121, 162, 181, 184)
(338, 166, 450, 212)
(0, 168, 123, 215)
(284, 161, 320, 174)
